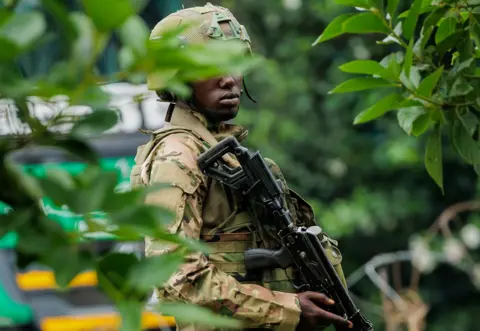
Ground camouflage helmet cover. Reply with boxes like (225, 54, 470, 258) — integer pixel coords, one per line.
(147, 2, 252, 92)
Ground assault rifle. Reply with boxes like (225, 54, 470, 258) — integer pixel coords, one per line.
(197, 136, 373, 331)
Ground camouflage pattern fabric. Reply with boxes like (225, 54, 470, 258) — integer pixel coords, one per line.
(130, 106, 348, 331)
(147, 2, 251, 91)
(135, 3, 349, 330)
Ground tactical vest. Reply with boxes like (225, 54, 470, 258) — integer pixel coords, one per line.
(131, 125, 347, 293)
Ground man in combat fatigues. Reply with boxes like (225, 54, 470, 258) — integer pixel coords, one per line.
(131, 3, 353, 331)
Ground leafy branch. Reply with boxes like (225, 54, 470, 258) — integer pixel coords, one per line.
(0, 0, 260, 329)
(314, 0, 480, 192)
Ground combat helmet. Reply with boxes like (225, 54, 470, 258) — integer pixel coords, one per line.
(147, 2, 256, 120)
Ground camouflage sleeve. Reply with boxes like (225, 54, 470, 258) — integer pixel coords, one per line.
(143, 133, 301, 331)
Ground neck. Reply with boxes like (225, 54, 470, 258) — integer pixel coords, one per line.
(176, 100, 223, 131)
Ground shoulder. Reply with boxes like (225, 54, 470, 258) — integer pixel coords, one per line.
(149, 131, 207, 194)
(153, 131, 205, 170)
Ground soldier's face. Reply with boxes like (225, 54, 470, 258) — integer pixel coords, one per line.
(191, 74, 243, 122)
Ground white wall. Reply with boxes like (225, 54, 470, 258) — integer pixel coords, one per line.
(0, 83, 169, 136)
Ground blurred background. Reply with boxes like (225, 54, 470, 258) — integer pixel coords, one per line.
(2, 0, 480, 330)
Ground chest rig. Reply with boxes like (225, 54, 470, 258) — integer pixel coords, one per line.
(132, 123, 346, 293)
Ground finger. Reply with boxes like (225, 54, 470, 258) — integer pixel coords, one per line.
(307, 292, 335, 306)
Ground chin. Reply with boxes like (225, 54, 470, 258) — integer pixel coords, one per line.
(213, 107, 239, 122)
(223, 108, 239, 121)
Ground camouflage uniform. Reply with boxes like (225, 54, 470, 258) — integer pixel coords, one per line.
(130, 3, 348, 331)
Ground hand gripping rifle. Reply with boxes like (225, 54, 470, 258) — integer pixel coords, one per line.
(197, 136, 373, 331)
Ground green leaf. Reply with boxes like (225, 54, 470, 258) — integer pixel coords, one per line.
(313, 11, 389, 46)
(329, 77, 396, 94)
(417, 66, 444, 97)
(71, 109, 118, 138)
(339, 60, 385, 75)
(69, 13, 95, 69)
(128, 252, 184, 291)
(425, 125, 444, 193)
(381, 52, 402, 79)
(0, 209, 32, 238)
(15, 215, 71, 262)
(71, 85, 111, 109)
(460, 11, 470, 23)
(449, 78, 474, 97)
(109, 205, 175, 236)
(118, 15, 149, 57)
(437, 30, 466, 58)
(353, 93, 404, 124)
(387, 0, 400, 19)
(403, 0, 423, 40)
(0, 11, 46, 48)
(5, 161, 43, 202)
(69, 169, 118, 214)
(457, 38, 474, 75)
(101, 190, 145, 213)
(451, 58, 475, 77)
(39, 136, 99, 165)
(47, 168, 76, 189)
(412, 112, 432, 136)
(38, 182, 70, 208)
(173, 235, 211, 254)
(334, 0, 371, 8)
(81, 0, 134, 31)
(342, 12, 390, 35)
(0, 8, 11, 25)
(47, 249, 93, 288)
(40, 0, 77, 51)
(397, 99, 424, 108)
(399, 66, 421, 89)
(339, 60, 395, 80)
(435, 17, 457, 44)
(118, 302, 142, 331)
(413, 26, 433, 58)
(0, 36, 19, 62)
(119, 46, 136, 70)
(475, 164, 480, 176)
(403, 39, 414, 78)
(96, 253, 145, 302)
(452, 113, 480, 164)
(398, 4, 433, 19)
(470, 14, 480, 47)
(313, 13, 354, 45)
(457, 108, 478, 136)
(156, 303, 243, 329)
(397, 106, 426, 135)
(38, 168, 75, 206)
(424, 7, 449, 29)
(431, 107, 447, 124)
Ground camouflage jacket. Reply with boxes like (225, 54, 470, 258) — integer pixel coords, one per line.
(130, 106, 346, 331)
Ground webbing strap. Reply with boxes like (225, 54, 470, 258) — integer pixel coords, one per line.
(262, 268, 296, 283)
(207, 241, 252, 254)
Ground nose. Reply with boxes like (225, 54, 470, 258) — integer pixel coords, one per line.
(219, 75, 236, 89)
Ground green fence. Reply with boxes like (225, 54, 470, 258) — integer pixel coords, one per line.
(0, 156, 136, 249)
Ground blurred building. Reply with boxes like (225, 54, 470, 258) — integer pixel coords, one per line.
(0, 0, 181, 246)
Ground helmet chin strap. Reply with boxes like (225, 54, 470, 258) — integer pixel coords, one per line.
(243, 77, 257, 103)
(165, 102, 175, 122)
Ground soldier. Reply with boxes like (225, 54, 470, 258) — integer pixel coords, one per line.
(131, 3, 353, 331)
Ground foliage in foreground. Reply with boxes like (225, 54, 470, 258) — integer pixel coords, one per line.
(315, 0, 480, 194)
(0, 0, 259, 329)
(311, 0, 480, 308)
